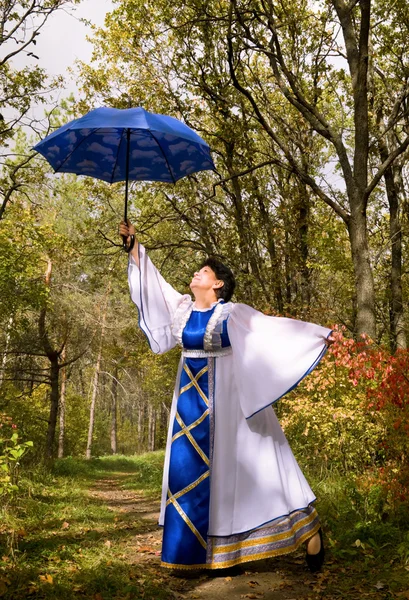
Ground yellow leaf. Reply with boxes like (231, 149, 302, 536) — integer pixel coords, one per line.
(61, 521, 70, 529)
(39, 574, 53, 585)
(104, 540, 112, 548)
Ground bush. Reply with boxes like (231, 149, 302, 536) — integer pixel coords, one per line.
(279, 327, 409, 515)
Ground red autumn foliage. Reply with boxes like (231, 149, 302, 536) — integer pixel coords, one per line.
(328, 326, 409, 415)
(325, 327, 409, 506)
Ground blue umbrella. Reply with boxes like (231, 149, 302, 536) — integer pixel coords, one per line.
(33, 106, 215, 250)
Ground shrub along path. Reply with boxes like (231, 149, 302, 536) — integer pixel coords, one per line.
(0, 454, 407, 599)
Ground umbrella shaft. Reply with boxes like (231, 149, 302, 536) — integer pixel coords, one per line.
(124, 128, 131, 223)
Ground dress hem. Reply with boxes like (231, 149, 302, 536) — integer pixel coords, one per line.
(160, 520, 320, 570)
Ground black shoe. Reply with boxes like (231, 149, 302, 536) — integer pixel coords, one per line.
(306, 528, 325, 573)
(209, 565, 243, 577)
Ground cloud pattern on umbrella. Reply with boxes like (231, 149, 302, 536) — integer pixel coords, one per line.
(34, 107, 215, 184)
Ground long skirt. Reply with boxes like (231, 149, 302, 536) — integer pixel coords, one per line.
(160, 356, 320, 570)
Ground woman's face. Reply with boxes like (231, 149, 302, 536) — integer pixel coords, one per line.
(189, 266, 223, 296)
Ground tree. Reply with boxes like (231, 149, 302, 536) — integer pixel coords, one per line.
(224, 0, 409, 338)
(0, 0, 81, 220)
(75, 0, 409, 340)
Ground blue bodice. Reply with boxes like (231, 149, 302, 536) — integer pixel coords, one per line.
(182, 305, 231, 350)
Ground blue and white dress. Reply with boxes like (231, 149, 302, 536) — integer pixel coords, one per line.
(128, 245, 332, 570)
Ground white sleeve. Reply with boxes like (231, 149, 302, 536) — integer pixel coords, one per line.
(128, 243, 191, 354)
(227, 303, 332, 419)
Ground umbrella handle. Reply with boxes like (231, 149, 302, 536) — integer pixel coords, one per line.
(122, 129, 133, 253)
(122, 234, 135, 253)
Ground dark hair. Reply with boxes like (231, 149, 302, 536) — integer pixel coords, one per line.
(199, 257, 236, 302)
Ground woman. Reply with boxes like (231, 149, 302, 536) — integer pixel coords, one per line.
(120, 221, 332, 574)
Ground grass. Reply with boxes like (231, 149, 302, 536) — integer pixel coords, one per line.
(308, 470, 409, 598)
(0, 453, 409, 599)
(0, 452, 178, 600)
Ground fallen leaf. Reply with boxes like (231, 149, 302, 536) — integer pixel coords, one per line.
(279, 580, 294, 589)
(94, 594, 104, 600)
(249, 581, 260, 588)
(0, 580, 10, 595)
(374, 582, 385, 590)
(104, 540, 112, 548)
(225, 576, 232, 581)
(61, 522, 70, 530)
(39, 574, 53, 585)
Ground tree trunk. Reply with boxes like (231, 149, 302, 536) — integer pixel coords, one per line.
(110, 365, 118, 455)
(0, 315, 13, 389)
(252, 182, 283, 312)
(148, 404, 155, 452)
(388, 170, 406, 350)
(86, 308, 107, 460)
(378, 143, 406, 350)
(284, 228, 291, 308)
(137, 395, 144, 453)
(46, 360, 60, 459)
(297, 184, 311, 313)
(58, 347, 67, 459)
(347, 204, 376, 338)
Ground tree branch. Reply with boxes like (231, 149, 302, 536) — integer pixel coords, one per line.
(366, 137, 409, 199)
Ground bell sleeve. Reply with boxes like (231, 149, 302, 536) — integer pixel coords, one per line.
(227, 303, 332, 419)
(128, 243, 191, 354)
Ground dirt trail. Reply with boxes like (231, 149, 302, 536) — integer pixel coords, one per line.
(90, 476, 323, 600)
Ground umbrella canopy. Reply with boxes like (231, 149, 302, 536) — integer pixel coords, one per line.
(33, 106, 215, 251)
(33, 106, 215, 184)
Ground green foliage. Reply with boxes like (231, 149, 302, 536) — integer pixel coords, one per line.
(0, 413, 33, 499)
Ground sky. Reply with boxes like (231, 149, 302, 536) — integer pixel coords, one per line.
(12, 0, 114, 97)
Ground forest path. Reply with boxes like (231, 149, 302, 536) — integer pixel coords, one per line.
(89, 474, 322, 600)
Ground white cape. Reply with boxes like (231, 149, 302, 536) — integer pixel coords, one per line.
(129, 245, 331, 536)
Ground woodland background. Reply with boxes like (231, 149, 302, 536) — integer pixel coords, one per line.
(1, 0, 409, 583)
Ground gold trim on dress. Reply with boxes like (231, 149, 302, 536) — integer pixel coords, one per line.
(166, 470, 210, 505)
(160, 521, 321, 569)
(174, 412, 210, 465)
(167, 489, 207, 549)
(172, 409, 210, 442)
(181, 363, 209, 406)
(212, 511, 317, 554)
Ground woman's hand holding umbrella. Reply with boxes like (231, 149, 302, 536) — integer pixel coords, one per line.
(119, 221, 139, 265)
